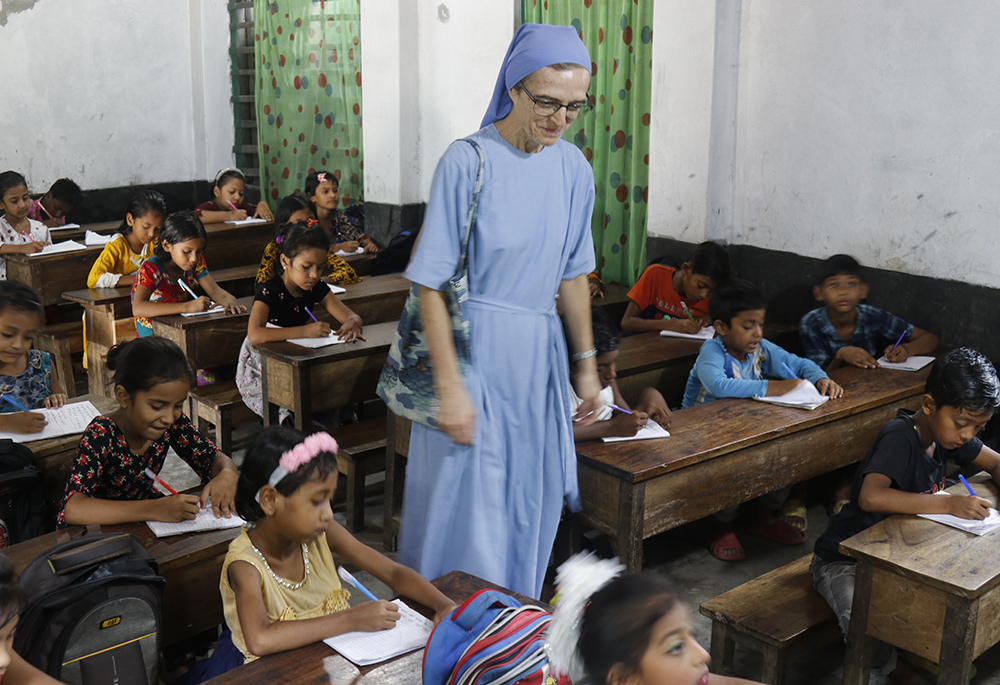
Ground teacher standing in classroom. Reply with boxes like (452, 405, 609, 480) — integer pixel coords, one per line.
(398, 23, 602, 599)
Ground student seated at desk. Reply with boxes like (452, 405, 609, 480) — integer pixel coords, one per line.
(87, 190, 166, 289)
(0, 553, 61, 684)
(238, 222, 364, 422)
(306, 171, 377, 254)
(194, 168, 273, 225)
(26, 177, 81, 229)
(185, 427, 455, 682)
(683, 278, 843, 561)
(0, 281, 67, 434)
(812, 348, 1000, 682)
(568, 306, 671, 441)
(799, 254, 938, 370)
(255, 192, 360, 286)
(58, 337, 239, 528)
(0, 172, 50, 280)
(620, 241, 730, 335)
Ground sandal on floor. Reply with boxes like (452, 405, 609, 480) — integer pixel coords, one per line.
(831, 499, 849, 516)
(747, 518, 808, 545)
(778, 498, 808, 531)
(708, 532, 746, 562)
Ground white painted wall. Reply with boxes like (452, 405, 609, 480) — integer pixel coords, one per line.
(0, 0, 233, 191)
(361, 0, 515, 205)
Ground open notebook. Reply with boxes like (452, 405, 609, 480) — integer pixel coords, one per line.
(288, 333, 347, 349)
(146, 506, 245, 538)
(328, 283, 346, 295)
(335, 247, 365, 257)
(223, 217, 268, 226)
(659, 326, 714, 341)
(180, 305, 225, 317)
(323, 601, 433, 666)
(29, 240, 87, 257)
(876, 355, 934, 372)
(917, 492, 1000, 536)
(754, 380, 830, 410)
(0, 401, 101, 443)
(602, 420, 670, 443)
(84, 230, 115, 247)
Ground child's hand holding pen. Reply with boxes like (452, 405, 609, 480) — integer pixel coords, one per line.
(225, 200, 248, 222)
(304, 320, 332, 338)
(1, 394, 47, 433)
(951, 474, 994, 520)
(609, 408, 649, 437)
(184, 296, 213, 313)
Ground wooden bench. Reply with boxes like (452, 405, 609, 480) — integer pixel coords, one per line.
(332, 419, 388, 532)
(189, 380, 256, 455)
(35, 321, 84, 398)
(700, 554, 839, 685)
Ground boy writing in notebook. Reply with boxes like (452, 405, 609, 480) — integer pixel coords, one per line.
(799, 254, 937, 369)
(682, 278, 843, 561)
(620, 241, 731, 335)
(812, 348, 1000, 681)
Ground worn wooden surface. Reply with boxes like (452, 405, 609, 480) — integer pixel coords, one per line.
(841, 477, 1000, 681)
(5, 519, 239, 646)
(46, 220, 119, 242)
(201, 570, 543, 685)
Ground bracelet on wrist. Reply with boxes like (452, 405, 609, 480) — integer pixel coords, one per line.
(570, 348, 597, 363)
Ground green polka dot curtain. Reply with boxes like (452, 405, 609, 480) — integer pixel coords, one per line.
(522, 0, 652, 286)
(253, 0, 364, 206)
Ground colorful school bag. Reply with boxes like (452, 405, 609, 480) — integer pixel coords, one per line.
(423, 589, 570, 685)
(14, 532, 165, 684)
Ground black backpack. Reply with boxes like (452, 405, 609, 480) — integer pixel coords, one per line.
(372, 227, 420, 276)
(14, 533, 165, 684)
(0, 439, 46, 547)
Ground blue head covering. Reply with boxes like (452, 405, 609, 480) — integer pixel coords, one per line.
(480, 23, 592, 129)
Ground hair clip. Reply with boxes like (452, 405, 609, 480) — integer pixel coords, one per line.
(275, 236, 284, 245)
(316, 172, 327, 183)
(214, 167, 243, 184)
(255, 432, 339, 503)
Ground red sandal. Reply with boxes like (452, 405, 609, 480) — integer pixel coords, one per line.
(708, 532, 746, 562)
(747, 518, 808, 545)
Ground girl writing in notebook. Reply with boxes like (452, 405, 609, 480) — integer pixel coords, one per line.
(0, 171, 50, 280)
(305, 171, 376, 254)
(58, 336, 238, 527)
(0, 281, 66, 434)
(194, 168, 274, 225)
(236, 221, 363, 421)
(186, 426, 455, 682)
(131, 210, 246, 337)
(87, 190, 167, 289)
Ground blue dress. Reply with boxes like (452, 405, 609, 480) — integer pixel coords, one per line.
(399, 125, 596, 598)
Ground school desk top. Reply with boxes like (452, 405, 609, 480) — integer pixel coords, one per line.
(201, 570, 544, 685)
(840, 477, 1000, 684)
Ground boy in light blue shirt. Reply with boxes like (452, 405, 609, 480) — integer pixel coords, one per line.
(683, 278, 842, 407)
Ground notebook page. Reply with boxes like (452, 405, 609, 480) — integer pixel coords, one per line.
(323, 602, 433, 666)
(876, 355, 934, 372)
(602, 420, 671, 443)
(754, 380, 830, 410)
(223, 217, 268, 226)
(50, 223, 81, 231)
(84, 230, 115, 247)
(0, 401, 101, 443)
(659, 326, 714, 341)
(180, 305, 225, 317)
(328, 284, 346, 295)
(29, 240, 87, 257)
(918, 492, 1000, 536)
(335, 247, 365, 257)
(146, 507, 245, 537)
(288, 334, 348, 349)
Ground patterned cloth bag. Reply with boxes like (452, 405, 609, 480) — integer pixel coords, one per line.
(376, 139, 485, 428)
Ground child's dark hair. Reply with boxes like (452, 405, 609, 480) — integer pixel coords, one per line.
(275, 192, 314, 227)
(214, 167, 246, 189)
(278, 221, 331, 260)
(0, 553, 23, 630)
(0, 171, 27, 199)
(118, 190, 167, 235)
(579, 574, 684, 684)
(687, 241, 731, 284)
(106, 337, 196, 395)
(154, 211, 208, 260)
(235, 427, 339, 522)
(49, 178, 82, 208)
(818, 254, 864, 285)
(304, 171, 338, 198)
(592, 305, 620, 356)
(0, 280, 43, 319)
(925, 348, 1000, 413)
(708, 277, 766, 326)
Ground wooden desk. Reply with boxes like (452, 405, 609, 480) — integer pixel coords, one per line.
(150, 273, 411, 370)
(574, 365, 929, 572)
(6, 521, 240, 646)
(47, 220, 119, 242)
(202, 570, 542, 684)
(258, 321, 397, 431)
(840, 477, 1000, 685)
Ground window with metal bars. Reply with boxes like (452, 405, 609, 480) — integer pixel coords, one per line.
(229, 0, 260, 192)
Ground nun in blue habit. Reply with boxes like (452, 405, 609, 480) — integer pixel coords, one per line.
(398, 23, 603, 599)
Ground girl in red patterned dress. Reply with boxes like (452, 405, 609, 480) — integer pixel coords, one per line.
(58, 336, 239, 527)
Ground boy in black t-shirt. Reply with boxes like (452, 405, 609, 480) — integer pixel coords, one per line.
(812, 348, 1000, 678)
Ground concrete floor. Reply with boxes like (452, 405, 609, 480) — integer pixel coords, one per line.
(161, 421, 1000, 684)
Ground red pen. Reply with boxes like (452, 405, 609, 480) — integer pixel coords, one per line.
(144, 468, 179, 496)
(226, 200, 239, 212)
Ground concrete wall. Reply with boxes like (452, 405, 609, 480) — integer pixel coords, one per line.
(0, 0, 234, 192)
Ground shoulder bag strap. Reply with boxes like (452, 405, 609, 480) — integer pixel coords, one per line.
(456, 138, 486, 275)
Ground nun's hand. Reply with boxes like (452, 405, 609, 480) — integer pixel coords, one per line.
(439, 384, 476, 446)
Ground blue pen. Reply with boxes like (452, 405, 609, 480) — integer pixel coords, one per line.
(304, 306, 319, 323)
(782, 362, 797, 379)
(610, 404, 633, 415)
(338, 567, 378, 602)
(0, 395, 29, 413)
(958, 474, 978, 499)
(888, 330, 906, 356)
(177, 279, 198, 300)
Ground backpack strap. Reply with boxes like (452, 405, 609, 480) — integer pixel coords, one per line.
(450, 589, 522, 632)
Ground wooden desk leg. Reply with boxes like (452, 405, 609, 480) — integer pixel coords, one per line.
(292, 369, 312, 432)
(760, 644, 787, 685)
(842, 562, 875, 685)
(261, 361, 278, 428)
(615, 479, 645, 573)
(938, 594, 978, 685)
(384, 413, 399, 551)
(709, 621, 736, 675)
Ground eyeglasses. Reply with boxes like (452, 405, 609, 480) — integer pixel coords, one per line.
(518, 83, 593, 121)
